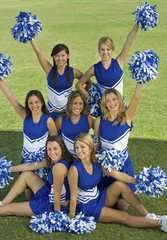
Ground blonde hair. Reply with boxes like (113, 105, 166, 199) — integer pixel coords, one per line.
(101, 88, 127, 125)
(98, 36, 115, 51)
(66, 90, 89, 118)
(74, 133, 98, 163)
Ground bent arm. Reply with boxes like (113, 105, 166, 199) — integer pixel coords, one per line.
(55, 117, 62, 132)
(30, 38, 52, 76)
(47, 117, 58, 136)
(68, 166, 78, 219)
(10, 160, 47, 172)
(53, 163, 67, 212)
(94, 116, 101, 150)
(88, 116, 95, 130)
(117, 24, 139, 69)
(75, 66, 94, 99)
(126, 83, 142, 124)
(102, 166, 136, 184)
(0, 79, 26, 119)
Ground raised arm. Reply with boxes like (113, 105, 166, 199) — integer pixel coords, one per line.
(75, 66, 94, 99)
(126, 83, 142, 125)
(47, 117, 58, 136)
(53, 163, 68, 212)
(30, 38, 52, 76)
(0, 79, 26, 120)
(116, 24, 139, 69)
(102, 166, 135, 184)
(10, 160, 47, 172)
(68, 165, 78, 219)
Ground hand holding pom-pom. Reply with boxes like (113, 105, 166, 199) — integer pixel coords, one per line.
(133, 1, 159, 31)
(128, 50, 159, 84)
(11, 11, 42, 43)
(0, 156, 13, 188)
(135, 166, 167, 197)
(0, 53, 13, 80)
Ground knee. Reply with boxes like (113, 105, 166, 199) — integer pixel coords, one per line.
(117, 211, 129, 224)
(20, 171, 35, 179)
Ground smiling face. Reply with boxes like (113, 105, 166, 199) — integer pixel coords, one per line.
(98, 43, 113, 62)
(27, 95, 43, 114)
(74, 140, 92, 162)
(105, 92, 119, 113)
(47, 141, 62, 164)
(53, 49, 69, 67)
(71, 96, 84, 115)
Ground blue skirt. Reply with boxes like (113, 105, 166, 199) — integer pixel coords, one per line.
(29, 183, 68, 215)
(76, 188, 107, 221)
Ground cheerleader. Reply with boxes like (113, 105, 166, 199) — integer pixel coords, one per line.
(0, 136, 74, 216)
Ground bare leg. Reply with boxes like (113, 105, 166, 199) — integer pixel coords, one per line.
(2, 171, 46, 205)
(98, 206, 161, 229)
(25, 188, 34, 201)
(105, 181, 148, 216)
(116, 199, 130, 211)
(0, 202, 34, 216)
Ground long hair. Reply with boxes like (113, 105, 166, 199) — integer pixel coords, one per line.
(25, 90, 48, 116)
(74, 133, 98, 163)
(98, 36, 115, 51)
(51, 44, 71, 86)
(45, 135, 75, 167)
(101, 88, 127, 125)
(66, 90, 89, 118)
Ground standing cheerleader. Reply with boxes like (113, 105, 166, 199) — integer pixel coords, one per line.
(30, 39, 92, 121)
(0, 135, 74, 216)
(94, 83, 142, 210)
(76, 24, 138, 101)
(55, 90, 94, 157)
(0, 78, 57, 199)
(68, 133, 167, 233)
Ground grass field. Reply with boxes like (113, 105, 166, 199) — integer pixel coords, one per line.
(0, 0, 167, 239)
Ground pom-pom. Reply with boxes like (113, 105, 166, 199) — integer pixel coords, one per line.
(96, 148, 127, 172)
(135, 166, 167, 197)
(0, 53, 13, 80)
(11, 11, 42, 43)
(88, 83, 102, 117)
(30, 211, 69, 234)
(0, 156, 13, 188)
(69, 212, 96, 234)
(133, 2, 159, 31)
(128, 50, 159, 84)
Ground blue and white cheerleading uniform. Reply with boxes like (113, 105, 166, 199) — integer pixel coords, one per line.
(47, 66, 74, 120)
(94, 59, 124, 98)
(22, 113, 50, 181)
(72, 160, 107, 221)
(98, 117, 135, 192)
(61, 115, 90, 157)
(29, 159, 70, 215)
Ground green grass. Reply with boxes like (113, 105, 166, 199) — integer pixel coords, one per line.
(0, 0, 167, 239)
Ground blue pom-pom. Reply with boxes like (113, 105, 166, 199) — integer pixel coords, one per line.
(96, 148, 127, 172)
(0, 53, 13, 80)
(69, 212, 96, 234)
(30, 211, 69, 234)
(11, 11, 42, 43)
(128, 50, 159, 84)
(133, 2, 159, 31)
(135, 166, 167, 197)
(0, 156, 13, 188)
(88, 83, 102, 117)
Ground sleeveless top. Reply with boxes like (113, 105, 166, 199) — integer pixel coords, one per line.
(47, 66, 74, 112)
(94, 59, 123, 96)
(61, 115, 89, 157)
(48, 158, 70, 202)
(71, 160, 101, 203)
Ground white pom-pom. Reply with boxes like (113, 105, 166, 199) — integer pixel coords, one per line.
(96, 148, 127, 172)
(133, 1, 159, 31)
(11, 11, 42, 43)
(69, 212, 96, 234)
(128, 50, 159, 84)
(0, 156, 13, 188)
(135, 166, 167, 197)
(0, 53, 13, 80)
